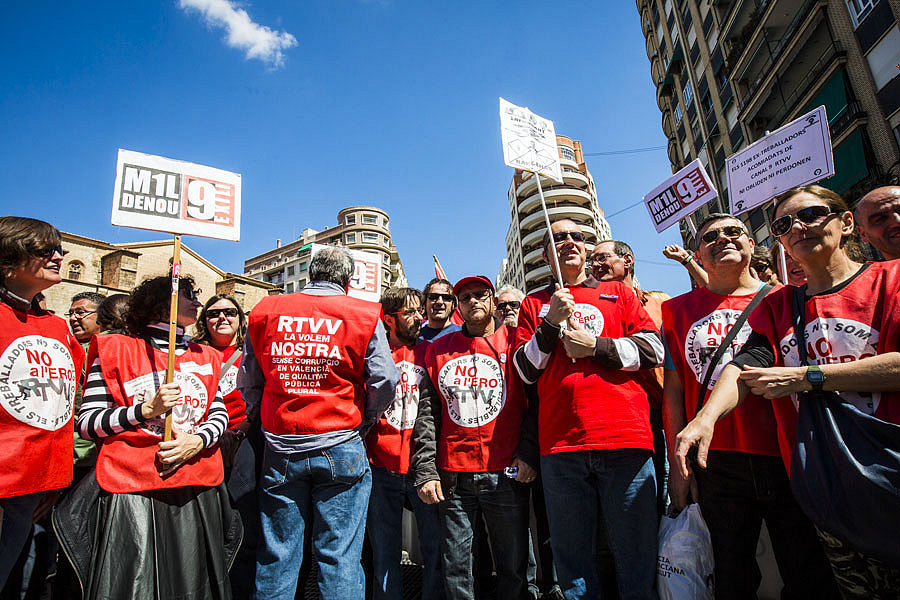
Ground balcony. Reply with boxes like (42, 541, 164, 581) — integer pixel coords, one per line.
(764, 41, 846, 131)
(516, 170, 589, 198)
(518, 187, 593, 215)
(830, 100, 867, 140)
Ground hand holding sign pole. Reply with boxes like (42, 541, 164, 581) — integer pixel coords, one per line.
(111, 149, 241, 441)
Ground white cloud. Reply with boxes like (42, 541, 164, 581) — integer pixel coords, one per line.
(179, 0, 297, 68)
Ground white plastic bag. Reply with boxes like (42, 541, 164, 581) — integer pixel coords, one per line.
(657, 504, 714, 600)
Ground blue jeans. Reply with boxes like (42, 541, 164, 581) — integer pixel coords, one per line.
(439, 470, 530, 600)
(368, 466, 443, 600)
(541, 449, 658, 600)
(256, 437, 372, 600)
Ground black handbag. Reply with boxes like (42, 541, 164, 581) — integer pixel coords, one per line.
(788, 285, 900, 565)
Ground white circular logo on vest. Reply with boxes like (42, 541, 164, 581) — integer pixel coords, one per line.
(685, 308, 752, 389)
(220, 364, 238, 397)
(384, 360, 426, 431)
(124, 371, 209, 437)
(571, 303, 605, 336)
(438, 354, 505, 428)
(0, 335, 76, 431)
(779, 317, 880, 414)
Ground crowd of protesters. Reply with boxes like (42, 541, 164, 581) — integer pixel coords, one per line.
(0, 183, 899, 600)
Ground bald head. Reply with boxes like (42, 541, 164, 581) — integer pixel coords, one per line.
(856, 186, 900, 260)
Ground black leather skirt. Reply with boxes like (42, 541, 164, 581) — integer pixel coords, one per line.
(53, 471, 243, 600)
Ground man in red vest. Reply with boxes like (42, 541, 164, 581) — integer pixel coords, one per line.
(365, 286, 442, 600)
(662, 213, 837, 598)
(239, 246, 399, 600)
(513, 219, 664, 600)
(412, 275, 536, 600)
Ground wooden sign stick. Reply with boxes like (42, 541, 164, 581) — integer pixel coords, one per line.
(163, 234, 182, 442)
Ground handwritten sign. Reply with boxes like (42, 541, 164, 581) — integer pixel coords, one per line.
(310, 244, 383, 302)
(726, 106, 834, 215)
(499, 98, 563, 183)
(111, 149, 242, 241)
(643, 159, 718, 233)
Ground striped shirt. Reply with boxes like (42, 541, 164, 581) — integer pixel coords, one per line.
(77, 323, 228, 448)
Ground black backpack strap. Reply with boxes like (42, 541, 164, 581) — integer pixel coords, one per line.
(695, 284, 772, 415)
(792, 285, 809, 366)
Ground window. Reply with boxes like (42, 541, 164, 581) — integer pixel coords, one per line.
(67, 261, 83, 281)
(865, 26, 900, 90)
(286, 265, 295, 277)
(345, 215, 356, 225)
(674, 102, 683, 123)
(846, 0, 876, 27)
(345, 233, 356, 244)
(362, 232, 378, 243)
(701, 92, 713, 116)
(362, 214, 378, 225)
(383, 254, 390, 264)
(285, 282, 294, 293)
(559, 146, 576, 161)
(682, 79, 694, 106)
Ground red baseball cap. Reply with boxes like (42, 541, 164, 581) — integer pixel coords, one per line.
(453, 275, 495, 296)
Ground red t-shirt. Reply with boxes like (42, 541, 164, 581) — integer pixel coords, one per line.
(662, 286, 781, 457)
(515, 281, 657, 455)
(213, 344, 245, 428)
(425, 325, 525, 472)
(366, 342, 429, 474)
(747, 261, 900, 467)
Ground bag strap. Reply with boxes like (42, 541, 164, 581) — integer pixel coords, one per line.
(791, 285, 809, 366)
(220, 349, 242, 383)
(695, 284, 772, 415)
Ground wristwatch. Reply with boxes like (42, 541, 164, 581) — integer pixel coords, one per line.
(806, 365, 825, 391)
(681, 252, 694, 265)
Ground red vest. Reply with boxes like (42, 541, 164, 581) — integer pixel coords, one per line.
(90, 334, 223, 493)
(662, 286, 782, 458)
(426, 324, 525, 472)
(248, 293, 382, 435)
(748, 261, 900, 470)
(215, 344, 246, 428)
(515, 281, 657, 455)
(0, 305, 83, 498)
(366, 342, 429, 474)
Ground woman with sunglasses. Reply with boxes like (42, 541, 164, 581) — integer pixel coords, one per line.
(675, 185, 900, 596)
(0, 217, 84, 588)
(54, 275, 240, 600)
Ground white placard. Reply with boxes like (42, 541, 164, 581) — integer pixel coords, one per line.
(310, 244, 383, 302)
(642, 159, 718, 233)
(726, 106, 834, 215)
(499, 98, 563, 183)
(111, 149, 242, 241)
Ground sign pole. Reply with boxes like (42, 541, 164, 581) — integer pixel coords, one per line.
(163, 234, 182, 442)
(534, 172, 565, 286)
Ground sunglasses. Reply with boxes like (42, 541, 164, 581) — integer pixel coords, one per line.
(771, 206, 836, 237)
(33, 245, 68, 259)
(426, 293, 455, 303)
(497, 301, 521, 311)
(552, 231, 585, 243)
(207, 307, 238, 319)
(700, 225, 746, 244)
(390, 307, 425, 317)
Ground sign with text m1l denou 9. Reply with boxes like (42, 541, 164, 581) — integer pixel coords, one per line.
(726, 105, 834, 216)
(111, 149, 242, 241)
(643, 159, 718, 233)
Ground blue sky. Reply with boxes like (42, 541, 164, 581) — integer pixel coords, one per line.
(0, 1, 691, 297)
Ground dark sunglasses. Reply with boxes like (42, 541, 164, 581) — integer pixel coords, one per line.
(390, 307, 425, 317)
(497, 301, 521, 311)
(771, 205, 836, 237)
(33, 245, 68, 259)
(552, 231, 585, 243)
(426, 293, 455, 303)
(700, 225, 746, 244)
(207, 307, 239, 319)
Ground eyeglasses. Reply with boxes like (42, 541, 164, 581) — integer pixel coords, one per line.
(207, 308, 239, 319)
(551, 231, 585, 244)
(33, 245, 68, 259)
(390, 308, 425, 317)
(426, 293, 455, 303)
(700, 225, 746, 244)
(771, 206, 836, 237)
(458, 289, 492, 303)
(588, 253, 617, 265)
(181, 288, 201, 302)
(496, 301, 521, 311)
(65, 310, 96, 319)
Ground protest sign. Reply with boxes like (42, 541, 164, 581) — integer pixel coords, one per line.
(643, 159, 718, 233)
(111, 149, 242, 241)
(310, 244, 382, 302)
(726, 106, 834, 215)
(499, 98, 563, 183)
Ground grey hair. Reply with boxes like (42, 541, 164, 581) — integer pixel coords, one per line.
(309, 246, 354, 287)
(71, 291, 106, 307)
(495, 284, 525, 301)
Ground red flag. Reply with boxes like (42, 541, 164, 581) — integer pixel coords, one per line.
(433, 255, 447, 280)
